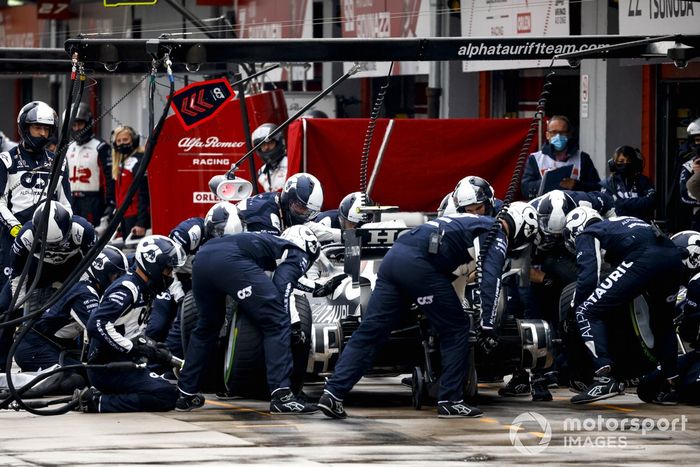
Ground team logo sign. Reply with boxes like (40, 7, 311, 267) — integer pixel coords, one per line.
(170, 78, 234, 131)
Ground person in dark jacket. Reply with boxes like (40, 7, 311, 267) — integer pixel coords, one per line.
(563, 209, 682, 405)
(521, 115, 601, 200)
(76, 236, 186, 413)
(317, 203, 539, 419)
(175, 227, 320, 414)
(599, 146, 656, 221)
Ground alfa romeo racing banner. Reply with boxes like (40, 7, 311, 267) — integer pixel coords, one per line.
(287, 118, 536, 212)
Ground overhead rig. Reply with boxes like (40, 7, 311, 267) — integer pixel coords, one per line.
(60, 34, 700, 70)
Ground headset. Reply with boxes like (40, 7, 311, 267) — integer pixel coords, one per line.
(608, 145, 643, 174)
(110, 125, 141, 150)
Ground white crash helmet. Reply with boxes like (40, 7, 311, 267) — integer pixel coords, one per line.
(562, 206, 603, 253)
(688, 118, 700, 138)
(32, 200, 73, 245)
(437, 192, 457, 217)
(452, 176, 496, 215)
(532, 190, 576, 236)
(281, 173, 324, 226)
(204, 201, 244, 238)
(671, 230, 700, 270)
(501, 201, 538, 249)
(339, 191, 370, 227)
(281, 225, 320, 263)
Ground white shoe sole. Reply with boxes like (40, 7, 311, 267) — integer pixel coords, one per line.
(571, 391, 623, 405)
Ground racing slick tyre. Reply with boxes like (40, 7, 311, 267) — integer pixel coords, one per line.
(464, 343, 479, 402)
(223, 295, 314, 400)
(179, 291, 199, 353)
(411, 366, 426, 410)
(559, 282, 656, 382)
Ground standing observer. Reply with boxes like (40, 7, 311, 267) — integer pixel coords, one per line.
(111, 125, 150, 240)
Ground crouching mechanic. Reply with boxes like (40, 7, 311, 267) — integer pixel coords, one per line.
(636, 230, 700, 404)
(76, 236, 186, 413)
(175, 225, 321, 414)
(563, 209, 683, 404)
(147, 202, 243, 363)
(317, 202, 538, 419)
(0, 201, 95, 370)
(14, 246, 128, 392)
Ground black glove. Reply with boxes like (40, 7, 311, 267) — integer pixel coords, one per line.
(312, 274, 347, 297)
(153, 342, 178, 367)
(477, 327, 499, 355)
(129, 335, 159, 361)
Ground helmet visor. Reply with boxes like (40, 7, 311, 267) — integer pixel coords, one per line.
(289, 199, 318, 221)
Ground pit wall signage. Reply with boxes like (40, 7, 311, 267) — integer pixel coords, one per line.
(461, 0, 570, 72)
(619, 0, 696, 35)
(340, 0, 430, 78)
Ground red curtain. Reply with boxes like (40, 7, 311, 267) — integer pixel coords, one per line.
(288, 118, 535, 212)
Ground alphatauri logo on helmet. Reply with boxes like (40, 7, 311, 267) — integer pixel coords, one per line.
(93, 253, 107, 271)
(140, 243, 161, 263)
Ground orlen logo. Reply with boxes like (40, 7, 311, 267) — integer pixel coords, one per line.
(178, 137, 246, 153)
(517, 13, 532, 33)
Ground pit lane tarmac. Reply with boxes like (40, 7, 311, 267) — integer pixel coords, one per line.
(1, 376, 698, 466)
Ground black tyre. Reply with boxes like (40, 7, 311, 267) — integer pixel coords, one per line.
(411, 366, 424, 410)
(179, 291, 199, 354)
(464, 343, 479, 401)
(558, 282, 655, 380)
(223, 294, 314, 399)
(223, 309, 268, 399)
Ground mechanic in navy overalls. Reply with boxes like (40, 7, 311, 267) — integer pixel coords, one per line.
(637, 230, 700, 405)
(0, 101, 72, 286)
(317, 202, 539, 419)
(563, 209, 682, 404)
(78, 236, 185, 413)
(175, 226, 321, 414)
(238, 172, 323, 235)
(0, 201, 95, 370)
(14, 246, 128, 392)
(147, 202, 243, 363)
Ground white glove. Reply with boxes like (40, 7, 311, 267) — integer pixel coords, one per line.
(305, 221, 341, 244)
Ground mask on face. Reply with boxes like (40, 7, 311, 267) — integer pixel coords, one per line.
(25, 135, 49, 154)
(115, 143, 134, 155)
(550, 134, 568, 152)
(614, 163, 629, 176)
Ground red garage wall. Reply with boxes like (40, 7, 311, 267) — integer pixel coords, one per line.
(287, 118, 535, 212)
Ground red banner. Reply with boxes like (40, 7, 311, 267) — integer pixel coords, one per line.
(37, 1, 72, 20)
(0, 5, 39, 47)
(287, 118, 536, 213)
(237, 0, 309, 38)
(149, 90, 288, 234)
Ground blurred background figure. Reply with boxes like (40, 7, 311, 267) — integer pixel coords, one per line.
(600, 146, 656, 221)
(252, 123, 288, 192)
(111, 125, 150, 240)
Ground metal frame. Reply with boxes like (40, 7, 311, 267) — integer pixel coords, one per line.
(61, 35, 700, 67)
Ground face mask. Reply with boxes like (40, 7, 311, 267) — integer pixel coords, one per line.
(24, 135, 49, 153)
(115, 143, 134, 155)
(614, 163, 629, 175)
(549, 134, 568, 152)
